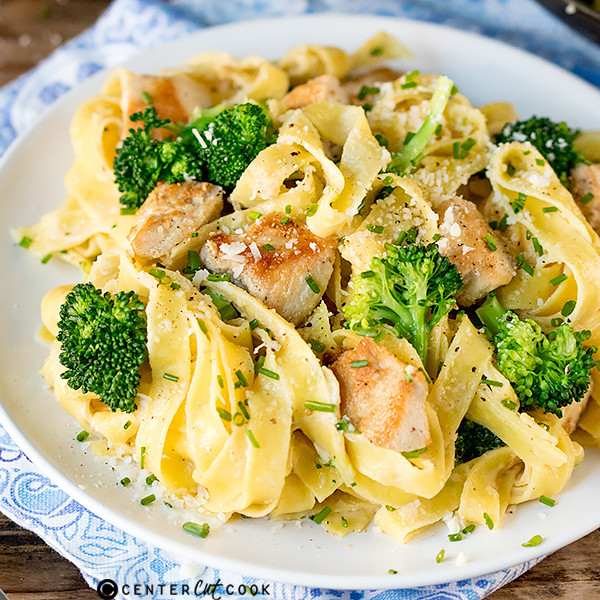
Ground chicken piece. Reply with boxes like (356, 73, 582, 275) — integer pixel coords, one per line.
(436, 197, 515, 306)
(562, 382, 593, 435)
(119, 70, 211, 139)
(128, 181, 223, 265)
(330, 338, 430, 453)
(201, 213, 336, 326)
(569, 163, 600, 234)
(343, 67, 403, 105)
(282, 74, 348, 110)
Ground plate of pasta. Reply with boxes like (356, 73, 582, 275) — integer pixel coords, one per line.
(2, 13, 600, 590)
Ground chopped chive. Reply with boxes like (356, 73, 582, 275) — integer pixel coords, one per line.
(258, 367, 280, 380)
(498, 213, 509, 232)
(201, 289, 239, 321)
(233, 412, 245, 427)
(281, 216, 290, 225)
(249, 210, 262, 220)
(485, 234, 497, 251)
(361, 270, 376, 279)
(307, 338, 326, 353)
(483, 512, 494, 530)
(262, 243, 275, 251)
(163, 373, 179, 382)
(341, 516, 349, 528)
(432, 233, 441, 242)
(163, 501, 173, 508)
(358, 85, 380, 101)
(506, 163, 516, 176)
(170, 282, 180, 290)
(217, 374, 224, 389)
(141, 90, 153, 104)
(305, 275, 320, 294)
(388, 569, 398, 575)
(539, 495, 556, 507)
(350, 359, 369, 368)
(123, 420, 132, 430)
(501, 398, 517, 410)
(463, 138, 476, 151)
(285, 204, 292, 214)
(76, 430, 89, 442)
(385, 505, 396, 511)
(146, 474, 158, 485)
(561, 300, 576, 317)
(405, 227, 418, 244)
(197, 319, 208, 334)
(538, 421, 550, 431)
(581, 192, 594, 205)
(375, 134, 388, 148)
(516, 252, 534, 276)
(235, 370, 248, 387)
(120, 207, 137, 215)
(522, 535, 543, 547)
(434, 123, 443, 136)
(183, 522, 210, 538)
(311, 506, 332, 524)
(404, 131, 416, 145)
(551, 317, 564, 327)
(354, 326, 379, 338)
(550, 274, 567, 286)
(511, 192, 526, 213)
(207, 273, 231, 282)
(191, 231, 199, 238)
(149, 268, 166, 280)
(217, 407, 232, 422)
(543, 206, 559, 213)
(404, 369, 413, 382)
(436, 549, 445, 564)
(481, 378, 503, 387)
(448, 533, 462, 542)
(188, 250, 200, 270)
(120, 477, 130, 486)
(401, 447, 427, 459)
(246, 429, 260, 448)
(450, 84, 459, 95)
(370, 46, 383, 56)
(41, 253, 52, 264)
(535, 158, 545, 166)
(249, 318, 260, 330)
(238, 400, 250, 420)
(366, 224, 384, 234)
(304, 401, 336, 413)
(532, 237, 544, 256)
(140, 446, 146, 469)
(18, 236, 33, 248)
(141, 494, 156, 506)
(254, 355, 265, 373)
(306, 203, 319, 217)
(401, 81, 417, 89)
(462, 524, 476, 535)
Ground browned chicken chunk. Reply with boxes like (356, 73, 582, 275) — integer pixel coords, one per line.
(562, 381, 593, 435)
(282, 74, 348, 110)
(436, 197, 514, 306)
(201, 213, 336, 325)
(343, 67, 403, 105)
(569, 163, 600, 234)
(331, 338, 430, 453)
(128, 181, 223, 265)
(119, 70, 210, 139)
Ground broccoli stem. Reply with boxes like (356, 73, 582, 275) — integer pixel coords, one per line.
(476, 293, 506, 338)
(387, 75, 453, 176)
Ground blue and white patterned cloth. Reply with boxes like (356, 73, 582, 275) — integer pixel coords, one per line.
(1, 1, 598, 598)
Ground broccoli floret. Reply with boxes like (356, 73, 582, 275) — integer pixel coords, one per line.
(343, 241, 462, 363)
(494, 116, 587, 184)
(386, 75, 454, 176)
(56, 283, 147, 413)
(113, 102, 276, 210)
(193, 102, 277, 190)
(454, 419, 505, 465)
(476, 294, 596, 416)
(113, 107, 203, 210)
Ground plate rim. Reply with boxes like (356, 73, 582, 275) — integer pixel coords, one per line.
(1, 12, 600, 591)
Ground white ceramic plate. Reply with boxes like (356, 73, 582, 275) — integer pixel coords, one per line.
(1, 14, 600, 591)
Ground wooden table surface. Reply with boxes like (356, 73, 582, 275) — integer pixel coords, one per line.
(1, 0, 599, 598)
